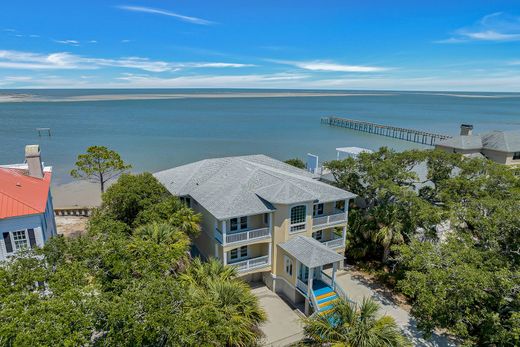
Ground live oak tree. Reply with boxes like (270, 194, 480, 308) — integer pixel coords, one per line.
(70, 146, 131, 193)
(324, 148, 520, 345)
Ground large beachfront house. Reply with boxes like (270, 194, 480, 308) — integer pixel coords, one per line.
(0, 145, 57, 260)
(155, 154, 356, 314)
(436, 124, 520, 165)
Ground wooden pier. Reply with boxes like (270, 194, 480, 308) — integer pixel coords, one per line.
(321, 116, 451, 146)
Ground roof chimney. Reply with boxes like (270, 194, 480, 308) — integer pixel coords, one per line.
(25, 145, 44, 179)
(460, 124, 473, 136)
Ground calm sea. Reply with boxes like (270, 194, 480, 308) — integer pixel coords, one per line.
(1, 89, 520, 185)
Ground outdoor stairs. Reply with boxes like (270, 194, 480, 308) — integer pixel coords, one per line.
(312, 280, 339, 315)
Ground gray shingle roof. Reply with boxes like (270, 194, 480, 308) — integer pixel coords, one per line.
(154, 154, 355, 220)
(436, 135, 483, 150)
(481, 130, 520, 152)
(278, 236, 344, 268)
(436, 130, 520, 153)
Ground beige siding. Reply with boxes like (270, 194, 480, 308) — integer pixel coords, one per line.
(191, 199, 218, 259)
(481, 149, 510, 165)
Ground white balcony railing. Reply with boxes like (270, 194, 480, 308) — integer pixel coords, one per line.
(215, 227, 271, 246)
(230, 255, 270, 273)
(313, 210, 347, 228)
(296, 278, 308, 295)
(321, 237, 345, 249)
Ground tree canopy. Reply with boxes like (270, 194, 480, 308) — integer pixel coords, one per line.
(324, 148, 520, 345)
(302, 297, 410, 346)
(70, 146, 131, 192)
(0, 173, 264, 346)
(284, 158, 306, 169)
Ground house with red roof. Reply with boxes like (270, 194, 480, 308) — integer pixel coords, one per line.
(0, 145, 57, 260)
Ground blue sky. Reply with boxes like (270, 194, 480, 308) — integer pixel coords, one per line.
(1, 0, 520, 91)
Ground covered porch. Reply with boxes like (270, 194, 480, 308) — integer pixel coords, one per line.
(279, 236, 347, 315)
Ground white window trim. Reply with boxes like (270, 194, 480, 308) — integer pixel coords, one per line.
(289, 204, 307, 233)
(229, 216, 249, 232)
(228, 245, 248, 263)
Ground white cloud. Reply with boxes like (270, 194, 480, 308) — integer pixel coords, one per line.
(11, 72, 520, 92)
(0, 49, 253, 72)
(438, 12, 520, 43)
(271, 59, 389, 72)
(117, 5, 215, 25)
(54, 39, 80, 46)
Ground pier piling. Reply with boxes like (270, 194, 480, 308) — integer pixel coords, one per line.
(321, 116, 451, 146)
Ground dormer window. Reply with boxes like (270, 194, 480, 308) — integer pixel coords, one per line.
(290, 205, 306, 232)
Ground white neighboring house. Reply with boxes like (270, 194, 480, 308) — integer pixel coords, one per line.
(0, 145, 57, 260)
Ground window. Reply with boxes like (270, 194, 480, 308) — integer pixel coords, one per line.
(240, 216, 248, 229)
(514, 152, 520, 160)
(313, 203, 324, 217)
(230, 246, 248, 261)
(313, 230, 323, 241)
(290, 205, 307, 232)
(335, 200, 346, 212)
(230, 218, 238, 231)
(12, 230, 28, 251)
(230, 216, 248, 232)
(284, 256, 293, 276)
(264, 213, 269, 225)
(240, 245, 248, 257)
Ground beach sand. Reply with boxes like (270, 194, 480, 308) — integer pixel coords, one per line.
(51, 181, 102, 208)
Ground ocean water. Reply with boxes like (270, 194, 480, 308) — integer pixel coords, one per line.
(1, 89, 520, 185)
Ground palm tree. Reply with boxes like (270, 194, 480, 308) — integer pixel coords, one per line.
(371, 205, 404, 263)
(180, 258, 266, 346)
(170, 207, 202, 237)
(134, 222, 185, 245)
(302, 298, 410, 347)
(179, 257, 237, 286)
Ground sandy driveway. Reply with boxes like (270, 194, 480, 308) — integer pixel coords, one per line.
(251, 285, 304, 346)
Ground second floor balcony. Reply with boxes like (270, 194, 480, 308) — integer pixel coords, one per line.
(312, 210, 347, 229)
(215, 226, 271, 246)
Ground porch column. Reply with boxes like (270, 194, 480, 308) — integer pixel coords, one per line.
(307, 267, 314, 297)
(332, 262, 337, 288)
(222, 220, 227, 246)
(342, 226, 347, 245)
(268, 213, 273, 236)
(268, 243, 272, 265)
(223, 250, 227, 265)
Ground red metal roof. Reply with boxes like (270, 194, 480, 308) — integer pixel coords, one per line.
(0, 167, 51, 219)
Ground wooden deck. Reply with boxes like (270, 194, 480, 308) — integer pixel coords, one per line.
(321, 116, 451, 146)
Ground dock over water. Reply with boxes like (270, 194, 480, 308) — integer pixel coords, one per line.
(321, 116, 452, 146)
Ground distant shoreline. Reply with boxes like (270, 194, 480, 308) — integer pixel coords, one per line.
(0, 92, 394, 103)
